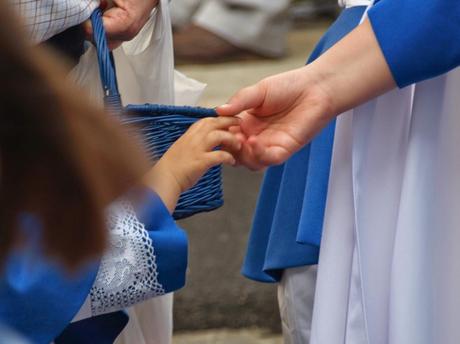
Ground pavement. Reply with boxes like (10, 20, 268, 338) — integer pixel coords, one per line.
(172, 23, 331, 342)
(174, 329, 283, 344)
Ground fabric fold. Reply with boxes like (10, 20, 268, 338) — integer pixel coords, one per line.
(242, 6, 367, 283)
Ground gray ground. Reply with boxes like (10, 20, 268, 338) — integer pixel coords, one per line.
(172, 23, 330, 342)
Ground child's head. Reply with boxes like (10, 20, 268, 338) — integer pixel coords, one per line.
(0, 3, 148, 269)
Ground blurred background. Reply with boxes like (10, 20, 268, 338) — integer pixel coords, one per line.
(171, 0, 338, 342)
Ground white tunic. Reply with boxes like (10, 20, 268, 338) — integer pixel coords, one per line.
(311, 11, 460, 343)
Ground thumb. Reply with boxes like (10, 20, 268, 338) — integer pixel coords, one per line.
(217, 83, 266, 117)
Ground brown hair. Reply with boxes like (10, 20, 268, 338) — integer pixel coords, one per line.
(0, 3, 148, 268)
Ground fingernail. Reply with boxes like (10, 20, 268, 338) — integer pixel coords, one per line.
(216, 104, 231, 110)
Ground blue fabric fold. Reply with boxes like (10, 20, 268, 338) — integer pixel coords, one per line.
(0, 214, 99, 344)
(55, 311, 129, 344)
(242, 6, 367, 283)
(135, 190, 188, 292)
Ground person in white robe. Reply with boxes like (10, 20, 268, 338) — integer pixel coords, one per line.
(218, 0, 460, 343)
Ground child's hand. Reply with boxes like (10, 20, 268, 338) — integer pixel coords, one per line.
(144, 117, 242, 212)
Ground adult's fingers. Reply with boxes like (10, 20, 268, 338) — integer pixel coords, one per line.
(248, 137, 289, 166)
(81, 13, 127, 50)
(108, 39, 123, 50)
(102, 9, 136, 41)
(216, 83, 266, 117)
(228, 125, 246, 147)
(233, 141, 266, 171)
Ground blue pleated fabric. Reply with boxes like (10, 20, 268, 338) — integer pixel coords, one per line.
(242, 6, 367, 283)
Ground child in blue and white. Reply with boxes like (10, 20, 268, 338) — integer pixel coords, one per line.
(0, 2, 241, 342)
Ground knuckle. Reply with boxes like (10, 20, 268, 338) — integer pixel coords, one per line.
(207, 130, 219, 142)
(190, 120, 204, 131)
(202, 117, 216, 126)
(216, 151, 227, 161)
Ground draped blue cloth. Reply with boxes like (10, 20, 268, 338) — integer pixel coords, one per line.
(243, 0, 460, 283)
(0, 189, 187, 343)
(242, 6, 367, 283)
(55, 311, 129, 344)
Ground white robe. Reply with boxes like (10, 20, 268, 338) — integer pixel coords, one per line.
(311, 46, 460, 344)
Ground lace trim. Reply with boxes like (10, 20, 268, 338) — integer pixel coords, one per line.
(90, 200, 165, 316)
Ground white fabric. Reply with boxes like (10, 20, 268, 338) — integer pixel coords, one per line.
(278, 266, 317, 344)
(169, 0, 201, 28)
(71, 0, 205, 342)
(71, 6, 205, 107)
(10, 0, 99, 43)
(338, 0, 372, 8)
(171, 0, 290, 57)
(114, 293, 174, 344)
(90, 200, 165, 316)
(72, 198, 166, 321)
(311, 35, 460, 344)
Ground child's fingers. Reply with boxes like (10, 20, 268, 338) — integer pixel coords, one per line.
(229, 125, 247, 144)
(206, 130, 241, 152)
(238, 141, 266, 171)
(194, 117, 241, 133)
(229, 125, 242, 134)
(205, 151, 236, 167)
(212, 117, 241, 130)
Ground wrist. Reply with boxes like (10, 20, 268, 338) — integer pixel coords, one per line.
(304, 20, 396, 118)
(298, 65, 337, 121)
(143, 160, 182, 214)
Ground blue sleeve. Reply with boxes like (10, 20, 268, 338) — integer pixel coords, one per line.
(134, 190, 188, 293)
(0, 190, 187, 344)
(368, 0, 460, 87)
(0, 249, 99, 344)
(55, 192, 188, 344)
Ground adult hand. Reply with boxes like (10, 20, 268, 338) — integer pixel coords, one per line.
(217, 20, 396, 170)
(84, 0, 159, 49)
(217, 68, 333, 170)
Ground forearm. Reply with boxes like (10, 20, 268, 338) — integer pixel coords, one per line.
(304, 19, 396, 119)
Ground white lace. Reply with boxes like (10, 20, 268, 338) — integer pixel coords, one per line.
(89, 200, 165, 316)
